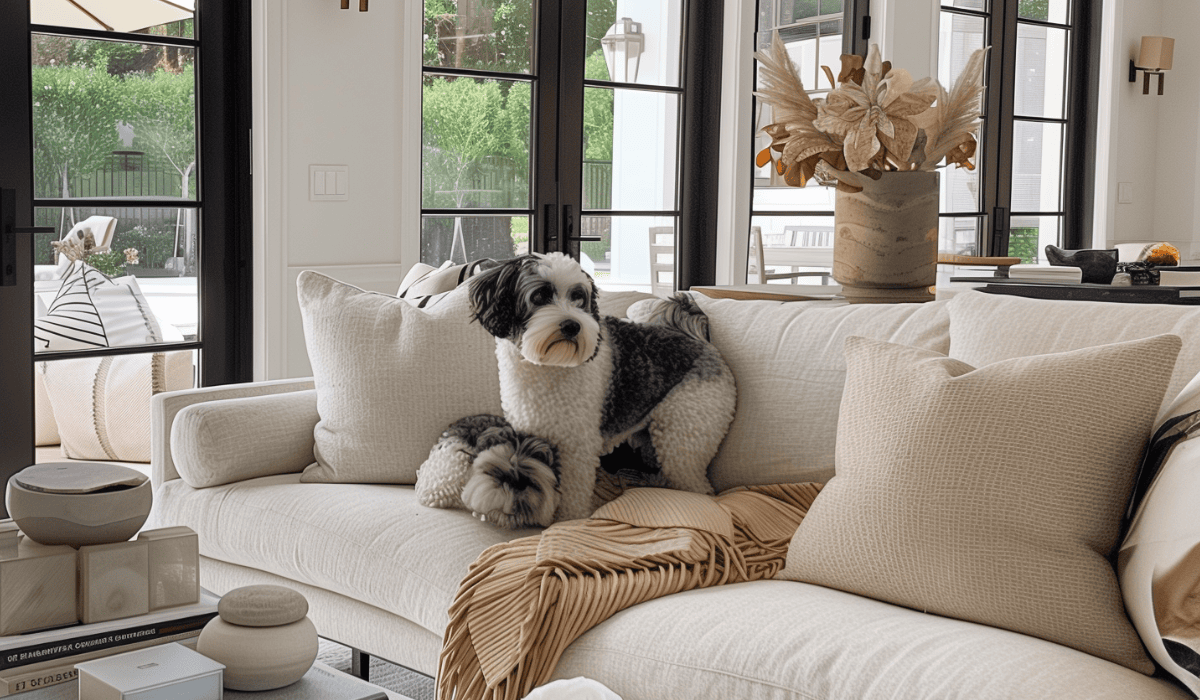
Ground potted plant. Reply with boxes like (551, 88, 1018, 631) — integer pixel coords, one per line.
(754, 36, 986, 302)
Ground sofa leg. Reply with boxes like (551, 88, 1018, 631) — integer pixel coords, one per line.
(351, 648, 370, 681)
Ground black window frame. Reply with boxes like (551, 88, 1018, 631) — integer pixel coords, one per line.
(941, 0, 1101, 257)
(745, 0, 870, 272)
(418, 1, 726, 291)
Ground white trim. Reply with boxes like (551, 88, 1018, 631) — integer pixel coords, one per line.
(251, 0, 288, 381)
(714, 0, 756, 286)
(1093, 0, 1121, 250)
(399, 0, 423, 277)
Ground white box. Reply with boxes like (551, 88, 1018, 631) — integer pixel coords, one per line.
(76, 642, 224, 700)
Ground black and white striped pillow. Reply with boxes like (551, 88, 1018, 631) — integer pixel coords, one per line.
(34, 263, 163, 351)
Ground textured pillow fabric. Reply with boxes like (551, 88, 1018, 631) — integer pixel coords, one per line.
(297, 271, 502, 484)
(34, 264, 162, 351)
(779, 334, 1183, 674)
(692, 296, 950, 490)
(1119, 369, 1200, 695)
(172, 390, 320, 489)
(42, 351, 194, 462)
(948, 291, 1200, 418)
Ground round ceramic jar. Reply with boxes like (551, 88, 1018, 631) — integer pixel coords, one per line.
(197, 585, 318, 691)
(5, 462, 152, 547)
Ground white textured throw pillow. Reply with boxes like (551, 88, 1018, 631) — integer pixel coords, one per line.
(692, 295, 950, 490)
(1119, 369, 1200, 695)
(297, 271, 502, 484)
(34, 263, 162, 351)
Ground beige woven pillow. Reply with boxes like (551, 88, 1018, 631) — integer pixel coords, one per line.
(297, 271, 502, 484)
(779, 334, 1183, 674)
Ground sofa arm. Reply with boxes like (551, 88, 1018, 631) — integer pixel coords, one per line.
(152, 377, 316, 488)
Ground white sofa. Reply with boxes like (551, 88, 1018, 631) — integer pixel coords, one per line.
(147, 290, 1199, 700)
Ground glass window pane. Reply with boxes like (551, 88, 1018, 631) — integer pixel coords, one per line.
(423, 0, 533, 74)
(586, 0, 681, 87)
(820, 0, 844, 15)
(584, 87, 678, 212)
(30, 3, 194, 36)
(1011, 120, 1064, 212)
(941, 135, 983, 214)
(1008, 215, 1061, 263)
(422, 77, 530, 209)
(939, 12, 988, 118)
(421, 215, 529, 266)
(1018, 0, 1069, 24)
(748, 215, 835, 285)
(581, 215, 675, 293)
(788, 0, 820, 21)
(1014, 24, 1068, 119)
(942, 0, 987, 11)
(32, 36, 197, 201)
(33, 206, 199, 352)
(938, 215, 983, 256)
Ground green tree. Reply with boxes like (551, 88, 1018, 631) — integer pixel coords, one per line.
(31, 64, 124, 226)
(583, 51, 613, 161)
(422, 77, 505, 208)
(126, 65, 198, 261)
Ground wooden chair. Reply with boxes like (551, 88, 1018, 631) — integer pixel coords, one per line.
(747, 226, 834, 285)
(649, 226, 675, 297)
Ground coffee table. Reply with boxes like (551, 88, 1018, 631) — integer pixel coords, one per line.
(10, 661, 411, 699)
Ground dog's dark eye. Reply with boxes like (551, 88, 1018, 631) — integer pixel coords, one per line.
(569, 289, 587, 306)
(531, 287, 551, 306)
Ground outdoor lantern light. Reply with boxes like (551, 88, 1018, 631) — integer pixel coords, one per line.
(602, 17, 645, 83)
(1129, 36, 1174, 95)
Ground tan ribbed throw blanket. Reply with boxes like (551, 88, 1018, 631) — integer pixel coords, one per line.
(437, 483, 823, 700)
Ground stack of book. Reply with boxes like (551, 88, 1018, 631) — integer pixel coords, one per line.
(1006, 264, 1083, 284)
(0, 594, 217, 696)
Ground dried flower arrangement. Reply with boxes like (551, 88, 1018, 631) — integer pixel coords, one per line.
(754, 34, 988, 192)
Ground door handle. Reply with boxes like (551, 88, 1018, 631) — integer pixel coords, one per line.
(1, 188, 55, 287)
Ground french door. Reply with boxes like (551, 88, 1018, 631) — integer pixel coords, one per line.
(0, 1, 250, 499)
(419, 0, 722, 292)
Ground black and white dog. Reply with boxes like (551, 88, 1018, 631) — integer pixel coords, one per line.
(461, 252, 737, 523)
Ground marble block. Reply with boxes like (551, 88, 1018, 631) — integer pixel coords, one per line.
(78, 540, 149, 624)
(138, 526, 200, 611)
(0, 520, 18, 560)
(0, 539, 77, 635)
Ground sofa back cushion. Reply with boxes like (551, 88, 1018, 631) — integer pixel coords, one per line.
(948, 292, 1200, 419)
(297, 271, 502, 484)
(693, 296, 950, 491)
(780, 334, 1182, 674)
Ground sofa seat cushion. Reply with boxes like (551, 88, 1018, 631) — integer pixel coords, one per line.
(149, 474, 537, 636)
(553, 581, 1191, 700)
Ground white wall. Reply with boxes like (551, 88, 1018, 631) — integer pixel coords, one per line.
(252, 0, 421, 380)
(1095, 0, 1200, 256)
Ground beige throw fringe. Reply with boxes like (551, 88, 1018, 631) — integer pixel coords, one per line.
(437, 483, 823, 700)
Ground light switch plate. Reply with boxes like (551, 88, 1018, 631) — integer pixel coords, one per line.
(1118, 182, 1133, 204)
(310, 165, 348, 201)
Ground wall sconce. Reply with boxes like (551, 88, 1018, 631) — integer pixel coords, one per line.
(1129, 36, 1174, 95)
(340, 0, 368, 11)
(602, 17, 645, 83)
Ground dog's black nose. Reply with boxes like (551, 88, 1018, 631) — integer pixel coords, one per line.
(560, 320, 580, 338)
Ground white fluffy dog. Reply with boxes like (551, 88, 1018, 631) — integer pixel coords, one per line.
(464, 252, 737, 522)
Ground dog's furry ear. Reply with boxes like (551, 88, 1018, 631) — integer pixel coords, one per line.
(469, 256, 535, 339)
(588, 277, 601, 322)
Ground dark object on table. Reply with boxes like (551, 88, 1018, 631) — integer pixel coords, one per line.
(1045, 245, 1118, 284)
(977, 282, 1200, 305)
(1117, 261, 1161, 286)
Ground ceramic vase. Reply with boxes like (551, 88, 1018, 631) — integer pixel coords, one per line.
(833, 171, 939, 303)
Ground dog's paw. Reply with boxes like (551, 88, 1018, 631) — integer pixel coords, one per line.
(461, 436, 561, 529)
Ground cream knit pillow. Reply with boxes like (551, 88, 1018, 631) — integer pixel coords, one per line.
(297, 271, 502, 484)
(779, 334, 1183, 674)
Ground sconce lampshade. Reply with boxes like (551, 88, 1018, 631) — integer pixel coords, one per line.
(1137, 36, 1174, 72)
